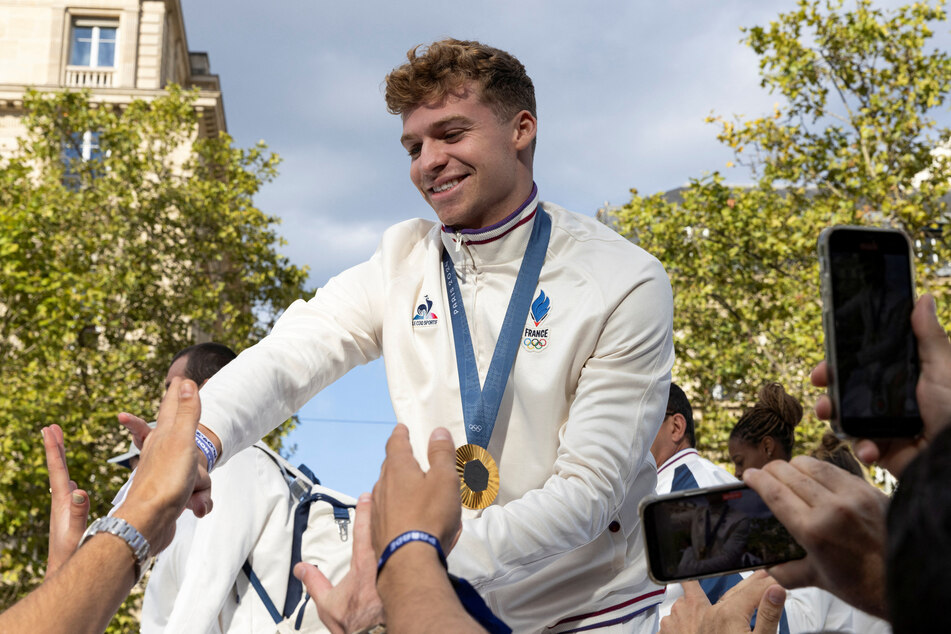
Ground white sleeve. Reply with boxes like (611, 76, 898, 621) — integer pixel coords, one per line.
(199, 250, 385, 463)
(449, 262, 675, 589)
(153, 449, 285, 633)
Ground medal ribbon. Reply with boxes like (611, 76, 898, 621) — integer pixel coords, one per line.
(442, 209, 551, 450)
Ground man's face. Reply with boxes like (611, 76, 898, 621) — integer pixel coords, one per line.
(400, 83, 534, 230)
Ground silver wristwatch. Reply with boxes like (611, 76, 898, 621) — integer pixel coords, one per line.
(80, 516, 151, 582)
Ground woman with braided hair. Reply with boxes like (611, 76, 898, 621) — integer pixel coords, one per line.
(727, 382, 803, 478)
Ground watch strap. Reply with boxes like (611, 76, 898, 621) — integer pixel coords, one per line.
(80, 516, 151, 582)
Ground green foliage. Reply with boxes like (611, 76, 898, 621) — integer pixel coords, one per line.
(605, 0, 951, 463)
(0, 86, 310, 623)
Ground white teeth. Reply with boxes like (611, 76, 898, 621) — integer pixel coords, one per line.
(433, 178, 460, 193)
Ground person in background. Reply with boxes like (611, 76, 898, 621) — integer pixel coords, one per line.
(651, 382, 755, 624)
(728, 383, 802, 478)
(810, 430, 864, 479)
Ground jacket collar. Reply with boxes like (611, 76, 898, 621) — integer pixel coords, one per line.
(440, 183, 539, 267)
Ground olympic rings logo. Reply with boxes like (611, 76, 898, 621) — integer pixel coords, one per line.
(468, 424, 483, 432)
(523, 337, 548, 350)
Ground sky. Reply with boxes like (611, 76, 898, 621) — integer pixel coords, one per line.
(177, 0, 943, 495)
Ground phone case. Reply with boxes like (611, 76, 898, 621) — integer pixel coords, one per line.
(817, 225, 920, 438)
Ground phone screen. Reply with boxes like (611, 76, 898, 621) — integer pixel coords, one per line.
(826, 228, 921, 436)
(641, 483, 805, 584)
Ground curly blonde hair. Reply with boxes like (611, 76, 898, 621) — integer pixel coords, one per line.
(384, 38, 536, 122)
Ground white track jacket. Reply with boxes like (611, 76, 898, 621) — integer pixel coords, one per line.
(198, 190, 675, 632)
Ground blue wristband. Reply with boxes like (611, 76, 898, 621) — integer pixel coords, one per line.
(376, 530, 447, 577)
(194, 430, 218, 472)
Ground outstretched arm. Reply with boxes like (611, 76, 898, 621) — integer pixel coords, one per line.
(0, 378, 204, 633)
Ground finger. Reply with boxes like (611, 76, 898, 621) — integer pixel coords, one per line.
(912, 293, 948, 363)
(759, 458, 831, 505)
(814, 394, 832, 420)
(752, 585, 786, 634)
(118, 412, 153, 450)
(787, 455, 861, 493)
(384, 423, 412, 460)
(853, 438, 882, 465)
(718, 569, 770, 604)
(69, 488, 90, 527)
(766, 557, 817, 589)
(680, 579, 709, 604)
(810, 361, 828, 388)
(42, 426, 72, 495)
(352, 493, 375, 564)
(294, 561, 334, 600)
(744, 467, 812, 527)
(427, 427, 456, 473)
(187, 468, 213, 518)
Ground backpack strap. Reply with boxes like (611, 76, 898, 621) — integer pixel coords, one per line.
(282, 492, 355, 618)
(242, 559, 283, 624)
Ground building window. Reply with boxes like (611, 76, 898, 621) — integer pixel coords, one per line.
(69, 19, 117, 68)
(63, 131, 103, 189)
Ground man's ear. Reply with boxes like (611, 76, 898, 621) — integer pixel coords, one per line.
(670, 413, 687, 445)
(512, 110, 537, 151)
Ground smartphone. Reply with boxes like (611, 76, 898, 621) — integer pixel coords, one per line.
(817, 225, 922, 438)
(640, 482, 806, 584)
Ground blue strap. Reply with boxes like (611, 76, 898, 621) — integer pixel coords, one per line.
(294, 592, 310, 630)
(442, 209, 551, 448)
(449, 574, 512, 633)
(297, 463, 320, 486)
(242, 560, 283, 624)
(283, 493, 355, 618)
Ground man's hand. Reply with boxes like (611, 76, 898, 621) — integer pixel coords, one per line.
(659, 571, 785, 634)
(42, 424, 90, 578)
(293, 494, 384, 634)
(743, 456, 889, 618)
(113, 378, 207, 554)
(117, 411, 214, 518)
(371, 425, 462, 557)
(813, 293, 951, 477)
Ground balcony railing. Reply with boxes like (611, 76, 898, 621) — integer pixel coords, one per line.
(65, 66, 115, 88)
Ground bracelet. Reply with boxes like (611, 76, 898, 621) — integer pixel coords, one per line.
(80, 516, 151, 583)
(376, 530, 447, 578)
(194, 429, 218, 472)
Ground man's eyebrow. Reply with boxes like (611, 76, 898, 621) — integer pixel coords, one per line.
(400, 115, 473, 145)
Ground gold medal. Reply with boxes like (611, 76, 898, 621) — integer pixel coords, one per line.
(455, 444, 500, 510)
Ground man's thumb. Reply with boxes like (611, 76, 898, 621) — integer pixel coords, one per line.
(753, 585, 786, 634)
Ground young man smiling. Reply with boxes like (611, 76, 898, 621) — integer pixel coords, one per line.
(190, 39, 674, 633)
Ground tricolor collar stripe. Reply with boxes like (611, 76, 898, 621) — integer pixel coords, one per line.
(657, 448, 699, 475)
(547, 588, 665, 629)
(441, 182, 538, 243)
(453, 208, 537, 246)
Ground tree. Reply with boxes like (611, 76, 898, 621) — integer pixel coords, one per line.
(603, 0, 951, 462)
(0, 86, 309, 626)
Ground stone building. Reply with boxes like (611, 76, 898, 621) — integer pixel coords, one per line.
(0, 0, 225, 156)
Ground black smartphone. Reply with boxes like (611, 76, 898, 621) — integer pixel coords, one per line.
(817, 225, 922, 438)
(639, 482, 806, 584)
